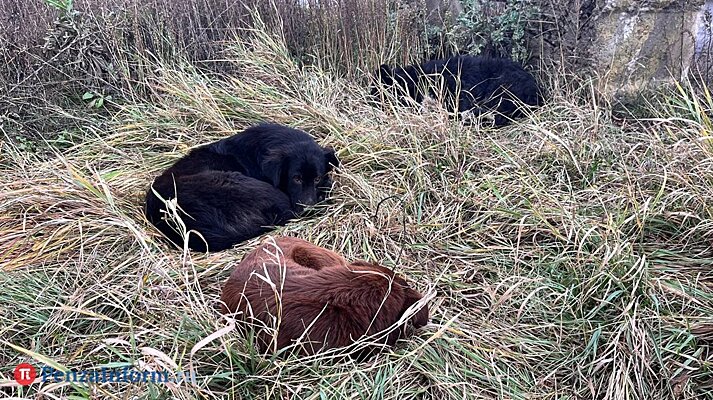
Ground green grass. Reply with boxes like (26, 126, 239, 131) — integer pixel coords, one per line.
(1, 26, 712, 400)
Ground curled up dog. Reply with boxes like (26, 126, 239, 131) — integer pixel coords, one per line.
(220, 237, 429, 360)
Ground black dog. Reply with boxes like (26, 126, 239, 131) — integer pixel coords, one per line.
(145, 123, 339, 252)
(209, 124, 339, 211)
(371, 55, 542, 126)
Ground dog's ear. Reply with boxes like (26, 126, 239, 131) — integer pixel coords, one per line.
(376, 64, 393, 85)
(260, 151, 286, 188)
(402, 66, 420, 82)
(402, 287, 428, 329)
(323, 147, 339, 172)
(378, 64, 392, 76)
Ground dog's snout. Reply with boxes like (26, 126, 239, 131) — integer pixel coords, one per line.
(298, 193, 317, 207)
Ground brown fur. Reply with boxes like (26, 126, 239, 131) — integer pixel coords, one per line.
(235, 237, 348, 277)
(220, 237, 429, 359)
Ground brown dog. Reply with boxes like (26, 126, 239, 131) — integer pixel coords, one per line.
(220, 237, 429, 359)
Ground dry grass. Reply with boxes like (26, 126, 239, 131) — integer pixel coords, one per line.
(0, 0, 428, 92)
(1, 24, 713, 400)
(1, 0, 430, 144)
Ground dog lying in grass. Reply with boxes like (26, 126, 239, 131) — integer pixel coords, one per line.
(371, 55, 542, 126)
(220, 237, 429, 359)
(145, 124, 339, 252)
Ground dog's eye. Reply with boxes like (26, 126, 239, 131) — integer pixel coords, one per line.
(293, 176, 302, 183)
(314, 177, 321, 184)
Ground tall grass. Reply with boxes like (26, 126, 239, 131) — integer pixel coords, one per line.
(1, 0, 436, 145)
(0, 0, 431, 92)
(1, 21, 712, 399)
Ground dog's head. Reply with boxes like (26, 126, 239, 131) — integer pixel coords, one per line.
(261, 145, 339, 213)
(369, 64, 394, 100)
(349, 260, 429, 330)
(370, 64, 422, 105)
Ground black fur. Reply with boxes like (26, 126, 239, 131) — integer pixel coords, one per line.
(145, 123, 339, 252)
(371, 55, 542, 126)
(145, 171, 294, 252)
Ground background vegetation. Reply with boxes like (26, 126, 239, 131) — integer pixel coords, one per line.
(1, 0, 711, 399)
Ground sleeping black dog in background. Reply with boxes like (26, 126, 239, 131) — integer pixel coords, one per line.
(371, 55, 542, 126)
(145, 123, 339, 252)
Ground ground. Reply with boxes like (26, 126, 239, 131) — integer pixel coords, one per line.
(0, 28, 712, 400)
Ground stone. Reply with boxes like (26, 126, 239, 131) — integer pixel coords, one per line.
(591, 0, 704, 99)
(523, 0, 707, 99)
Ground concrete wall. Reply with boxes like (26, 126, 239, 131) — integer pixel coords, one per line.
(591, 0, 703, 98)
(425, 0, 711, 98)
